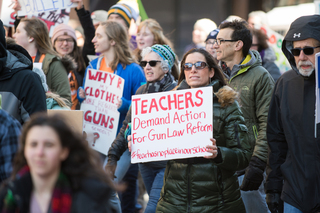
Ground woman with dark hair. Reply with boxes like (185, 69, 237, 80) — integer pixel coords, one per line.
(251, 29, 281, 82)
(0, 113, 113, 213)
(13, 17, 71, 103)
(155, 48, 252, 213)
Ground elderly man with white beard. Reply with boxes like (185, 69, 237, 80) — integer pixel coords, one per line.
(266, 15, 320, 213)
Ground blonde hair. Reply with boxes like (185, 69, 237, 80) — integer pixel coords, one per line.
(100, 21, 136, 70)
(134, 19, 174, 62)
(46, 92, 71, 109)
(21, 17, 58, 56)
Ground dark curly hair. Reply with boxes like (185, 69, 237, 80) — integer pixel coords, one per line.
(251, 28, 269, 52)
(219, 20, 252, 57)
(12, 112, 113, 189)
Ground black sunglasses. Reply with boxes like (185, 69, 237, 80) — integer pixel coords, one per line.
(291, 46, 320, 56)
(183, 61, 208, 71)
(140, 60, 161, 67)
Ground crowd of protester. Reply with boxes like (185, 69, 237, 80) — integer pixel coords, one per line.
(0, 0, 319, 213)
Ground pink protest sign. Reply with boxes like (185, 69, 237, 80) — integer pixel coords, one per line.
(80, 69, 124, 155)
(131, 87, 213, 163)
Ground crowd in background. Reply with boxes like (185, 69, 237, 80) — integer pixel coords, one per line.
(0, 0, 319, 213)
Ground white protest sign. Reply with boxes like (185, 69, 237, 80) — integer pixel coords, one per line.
(29, 8, 70, 36)
(131, 87, 213, 163)
(315, 52, 320, 137)
(81, 69, 125, 155)
(0, 0, 16, 27)
(18, 0, 77, 16)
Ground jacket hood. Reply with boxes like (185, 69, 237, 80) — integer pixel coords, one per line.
(0, 44, 33, 80)
(60, 54, 77, 71)
(282, 15, 320, 73)
(230, 50, 262, 78)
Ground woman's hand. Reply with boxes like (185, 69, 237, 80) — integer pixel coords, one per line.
(127, 135, 132, 152)
(204, 138, 218, 159)
(11, 0, 21, 13)
(70, 0, 84, 10)
(79, 88, 86, 99)
(117, 98, 122, 109)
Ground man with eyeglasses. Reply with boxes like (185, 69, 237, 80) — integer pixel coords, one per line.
(214, 20, 274, 213)
(205, 29, 219, 62)
(266, 15, 320, 213)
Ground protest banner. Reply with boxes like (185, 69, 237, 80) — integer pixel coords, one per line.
(18, 0, 77, 16)
(131, 87, 213, 163)
(80, 69, 124, 155)
(0, 0, 16, 27)
(31, 8, 70, 36)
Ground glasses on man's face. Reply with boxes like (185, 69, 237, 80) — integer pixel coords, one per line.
(140, 60, 161, 67)
(291, 46, 320, 56)
(183, 61, 208, 71)
(215, 39, 238, 45)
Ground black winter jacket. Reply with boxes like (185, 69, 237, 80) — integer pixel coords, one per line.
(0, 43, 46, 124)
(266, 14, 320, 213)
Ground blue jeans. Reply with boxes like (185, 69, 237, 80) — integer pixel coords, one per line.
(284, 202, 302, 213)
(139, 164, 165, 213)
(238, 172, 270, 213)
(103, 149, 132, 213)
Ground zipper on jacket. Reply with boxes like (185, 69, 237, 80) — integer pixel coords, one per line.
(187, 164, 191, 213)
(216, 167, 225, 206)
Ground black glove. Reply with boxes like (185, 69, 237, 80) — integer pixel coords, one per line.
(266, 192, 283, 213)
(105, 154, 117, 180)
(240, 156, 266, 191)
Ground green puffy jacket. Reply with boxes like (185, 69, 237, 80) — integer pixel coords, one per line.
(228, 50, 274, 163)
(42, 53, 71, 104)
(156, 80, 253, 213)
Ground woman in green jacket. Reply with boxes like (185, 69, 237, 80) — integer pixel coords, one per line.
(13, 17, 71, 103)
(155, 48, 253, 213)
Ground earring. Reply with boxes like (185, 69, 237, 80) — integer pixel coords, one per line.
(29, 39, 33, 42)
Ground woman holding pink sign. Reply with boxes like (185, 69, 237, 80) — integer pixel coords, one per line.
(107, 44, 178, 213)
(155, 48, 253, 213)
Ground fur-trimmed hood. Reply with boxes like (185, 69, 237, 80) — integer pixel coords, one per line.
(60, 54, 77, 72)
(176, 79, 239, 108)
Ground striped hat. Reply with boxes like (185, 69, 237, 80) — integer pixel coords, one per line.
(108, 3, 138, 27)
(151, 44, 176, 69)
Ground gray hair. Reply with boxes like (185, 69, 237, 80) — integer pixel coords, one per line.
(141, 47, 170, 72)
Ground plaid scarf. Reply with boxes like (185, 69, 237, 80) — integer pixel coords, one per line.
(2, 166, 72, 213)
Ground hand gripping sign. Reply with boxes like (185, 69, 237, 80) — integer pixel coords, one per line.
(80, 69, 124, 155)
(131, 87, 213, 163)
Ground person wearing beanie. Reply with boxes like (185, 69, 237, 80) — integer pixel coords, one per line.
(205, 28, 220, 62)
(51, 23, 86, 110)
(107, 44, 178, 213)
(107, 2, 138, 30)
